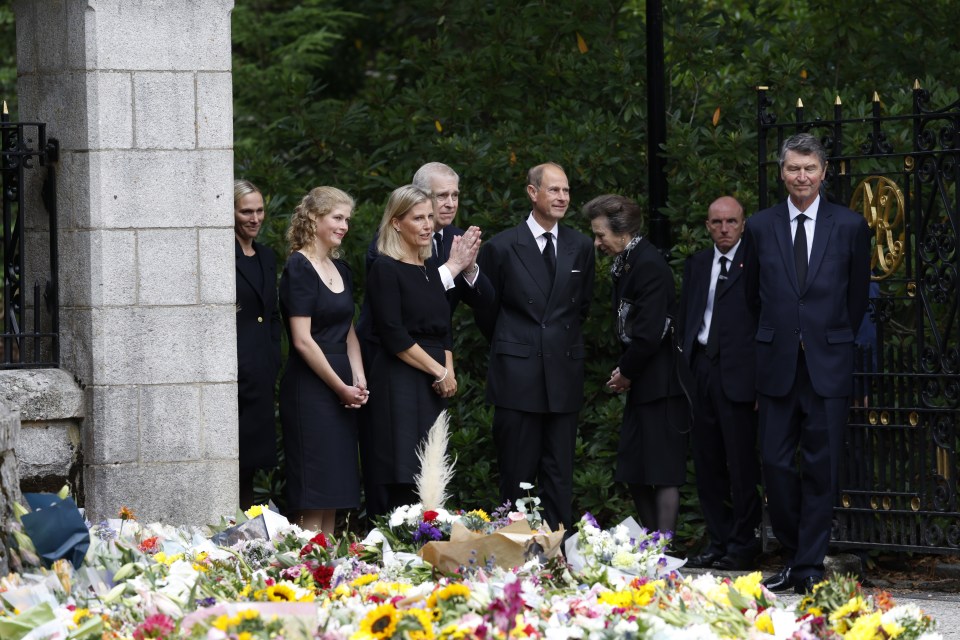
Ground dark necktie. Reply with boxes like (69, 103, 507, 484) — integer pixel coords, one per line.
(542, 232, 556, 285)
(794, 213, 808, 288)
(704, 256, 728, 359)
(433, 232, 444, 263)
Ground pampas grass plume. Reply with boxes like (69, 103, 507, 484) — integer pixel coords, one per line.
(415, 411, 456, 510)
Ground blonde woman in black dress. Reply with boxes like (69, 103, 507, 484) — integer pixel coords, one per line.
(279, 186, 368, 535)
(365, 185, 461, 513)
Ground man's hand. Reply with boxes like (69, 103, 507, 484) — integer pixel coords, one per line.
(445, 226, 482, 277)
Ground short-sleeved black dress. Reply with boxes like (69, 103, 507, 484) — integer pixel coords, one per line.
(279, 252, 360, 510)
(364, 257, 452, 486)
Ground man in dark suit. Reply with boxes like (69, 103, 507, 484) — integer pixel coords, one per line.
(744, 134, 871, 594)
(357, 162, 493, 518)
(474, 162, 595, 532)
(680, 196, 761, 570)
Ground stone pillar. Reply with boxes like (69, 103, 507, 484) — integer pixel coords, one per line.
(0, 403, 23, 575)
(13, 0, 238, 524)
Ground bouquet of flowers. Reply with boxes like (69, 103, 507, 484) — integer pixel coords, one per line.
(564, 512, 682, 585)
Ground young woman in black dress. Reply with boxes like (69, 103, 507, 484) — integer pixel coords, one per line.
(365, 185, 458, 512)
(279, 186, 368, 535)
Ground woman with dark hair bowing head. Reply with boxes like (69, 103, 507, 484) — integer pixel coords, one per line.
(365, 185, 459, 514)
(585, 194, 688, 536)
(234, 179, 281, 510)
(279, 186, 368, 535)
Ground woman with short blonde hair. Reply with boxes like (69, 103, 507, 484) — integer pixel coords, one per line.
(364, 184, 458, 514)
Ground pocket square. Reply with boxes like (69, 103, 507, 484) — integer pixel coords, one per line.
(571, 269, 581, 273)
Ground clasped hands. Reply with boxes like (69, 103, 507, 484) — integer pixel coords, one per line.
(338, 381, 369, 409)
(606, 367, 631, 394)
(432, 368, 458, 399)
(446, 226, 482, 278)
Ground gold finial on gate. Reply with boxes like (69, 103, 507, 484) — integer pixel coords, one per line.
(873, 91, 880, 102)
(835, 95, 842, 105)
(2, 101, 7, 115)
(913, 79, 921, 90)
(796, 98, 804, 108)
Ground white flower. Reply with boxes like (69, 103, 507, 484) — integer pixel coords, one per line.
(519, 482, 534, 490)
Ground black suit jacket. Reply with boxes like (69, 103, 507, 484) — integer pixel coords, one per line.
(679, 241, 757, 403)
(744, 199, 871, 398)
(614, 238, 684, 404)
(475, 221, 595, 413)
(235, 239, 282, 469)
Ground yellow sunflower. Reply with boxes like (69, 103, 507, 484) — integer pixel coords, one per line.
(72, 608, 92, 627)
(266, 583, 297, 602)
(466, 509, 490, 522)
(427, 583, 471, 608)
(353, 603, 400, 640)
(401, 608, 435, 640)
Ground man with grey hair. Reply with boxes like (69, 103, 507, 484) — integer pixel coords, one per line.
(744, 133, 871, 594)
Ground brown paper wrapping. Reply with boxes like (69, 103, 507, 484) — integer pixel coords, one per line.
(419, 520, 565, 572)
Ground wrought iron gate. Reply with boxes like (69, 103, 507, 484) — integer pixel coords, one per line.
(757, 83, 960, 552)
(1, 104, 59, 368)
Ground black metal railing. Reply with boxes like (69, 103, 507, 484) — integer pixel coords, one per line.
(757, 83, 960, 553)
(1, 103, 60, 368)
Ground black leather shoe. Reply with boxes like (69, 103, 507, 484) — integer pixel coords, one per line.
(794, 575, 822, 595)
(762, 567, 793, 592)
(686, 550, 724, 568)
(713, 554, 757, 571)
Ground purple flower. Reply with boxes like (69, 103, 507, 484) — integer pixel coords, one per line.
(582, 512, 600, 529)
(197, 597, 216, 607)
(412, 521, 443, 546)
(96, 521, 117, 541)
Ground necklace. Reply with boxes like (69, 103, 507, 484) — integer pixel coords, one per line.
(302, 249, 335, 285)
(417, 264, 429, 281)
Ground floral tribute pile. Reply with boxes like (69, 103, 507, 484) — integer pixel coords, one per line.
(0, 500, 943, 640)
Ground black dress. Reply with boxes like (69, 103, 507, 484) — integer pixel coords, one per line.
(364, 257, 452, 487)
(278, 252, 360, 510)
(235, 240, 281, 473)
(610, 238, 687, 486)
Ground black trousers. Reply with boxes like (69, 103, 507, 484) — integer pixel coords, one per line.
(759, 350, 848, 580)
(691, 348, 762, 558)
(493, 407, 578, 532)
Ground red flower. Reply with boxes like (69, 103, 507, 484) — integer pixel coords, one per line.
(138, 536, 160, 554)
(349, 542, 364, 556)
(423, 510, 439, 522)
(312, 564, 334, 589)
(310, 532, 329, 548)
(299, 543, 315, 557)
